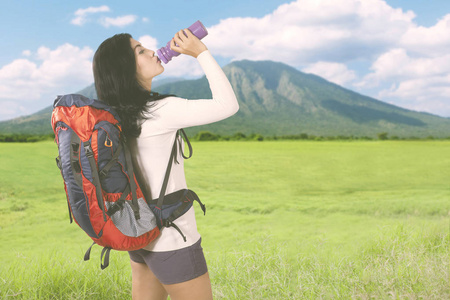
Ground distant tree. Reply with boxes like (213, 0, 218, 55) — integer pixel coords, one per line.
(377, 132, 389, 140)
(252, 134, 264, 141)
(233, 132, 246, 140)
(337, 135, 350, 140)
(280, 134, 296, 140)
(196, 131, 219, 141)
(26, 136, 40, 142)
(299, 133, 308, 139)
(360, 136, 373, 140)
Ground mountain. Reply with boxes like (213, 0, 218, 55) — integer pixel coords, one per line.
(154, 60, 450, 138)
(1, 60, 449, 138)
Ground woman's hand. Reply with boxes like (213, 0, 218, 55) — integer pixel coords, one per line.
(170, 29, 208, 58)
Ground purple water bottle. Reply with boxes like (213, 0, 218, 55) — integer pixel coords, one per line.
(157, 20, 208, 64)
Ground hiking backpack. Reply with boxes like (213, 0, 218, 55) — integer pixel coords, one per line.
(51, 94, 205, 269)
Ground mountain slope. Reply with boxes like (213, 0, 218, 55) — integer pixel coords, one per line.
(1, 60, 449, 138)
(155, 60, 450, 138)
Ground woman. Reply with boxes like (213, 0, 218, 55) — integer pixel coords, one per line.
(93, 28, 239, 300)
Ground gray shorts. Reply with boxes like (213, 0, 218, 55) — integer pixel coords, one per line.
(128, 238, 208, 285)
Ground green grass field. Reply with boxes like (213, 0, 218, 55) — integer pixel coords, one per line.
(0, 140, 449, 299)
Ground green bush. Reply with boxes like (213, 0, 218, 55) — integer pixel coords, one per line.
(195, 131, 219, 141)
(248, 133, 264, 141)
(232, 132, 246, 140)
(377, 132, 389, 140)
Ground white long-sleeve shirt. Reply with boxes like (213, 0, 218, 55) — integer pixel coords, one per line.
(129, 50, 239, 252)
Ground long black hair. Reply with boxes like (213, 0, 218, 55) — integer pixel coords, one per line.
(93, 33, 167, 138)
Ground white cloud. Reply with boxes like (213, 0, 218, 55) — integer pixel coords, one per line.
(379, 75, 450, 116)
(71, 6, 138, 28)
(359, 49, 450, 86)
(100, 15, 138, 28)
(400, 14, 450, 56)
(0, 43, 94, 119)
(351, 11, 450, 117)
(138, 35, 159, 51)
(71, 5, 110, 26)
(159, 54, 205, 79)
(302, 62, 357, 86)
(380, 76, 450, 100)
(206, 0, 415, 66)
(358, 48, 450, 115)
(0, 101, 28, 120)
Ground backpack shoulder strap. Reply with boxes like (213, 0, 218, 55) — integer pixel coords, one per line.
(155, 129, 191, 217)
(155, 133, 179, 214)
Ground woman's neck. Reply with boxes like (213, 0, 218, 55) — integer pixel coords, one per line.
(140, 80, 152, 92)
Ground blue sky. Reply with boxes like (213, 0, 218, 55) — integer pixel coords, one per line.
(1, 0, 450, 121)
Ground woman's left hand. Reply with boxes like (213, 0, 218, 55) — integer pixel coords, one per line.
(170, 29, 208, 58)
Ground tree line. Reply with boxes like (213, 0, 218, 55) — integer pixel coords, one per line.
(0, 132, 448, 143)
(192, 131, 449, 141)
(0, 134, 55, 143)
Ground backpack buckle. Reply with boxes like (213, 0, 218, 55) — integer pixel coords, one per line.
(99, 168, 108, 179)
(83, 143, 94, 158)
(55, 156, 62, 170)
(164, 220, 187, 242)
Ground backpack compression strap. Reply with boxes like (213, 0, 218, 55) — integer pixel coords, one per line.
(83, 141, 108, 222)
(123, 141, 140, 220)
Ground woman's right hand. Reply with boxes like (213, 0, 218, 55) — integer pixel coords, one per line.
(170, 28, 208, 58)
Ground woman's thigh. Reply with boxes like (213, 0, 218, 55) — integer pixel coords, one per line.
(128, 238, 210, 299)
(130, 260, 168, 300)
(163, 272, 213, 300)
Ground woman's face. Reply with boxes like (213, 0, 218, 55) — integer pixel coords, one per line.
(130, 38, 164, 87)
